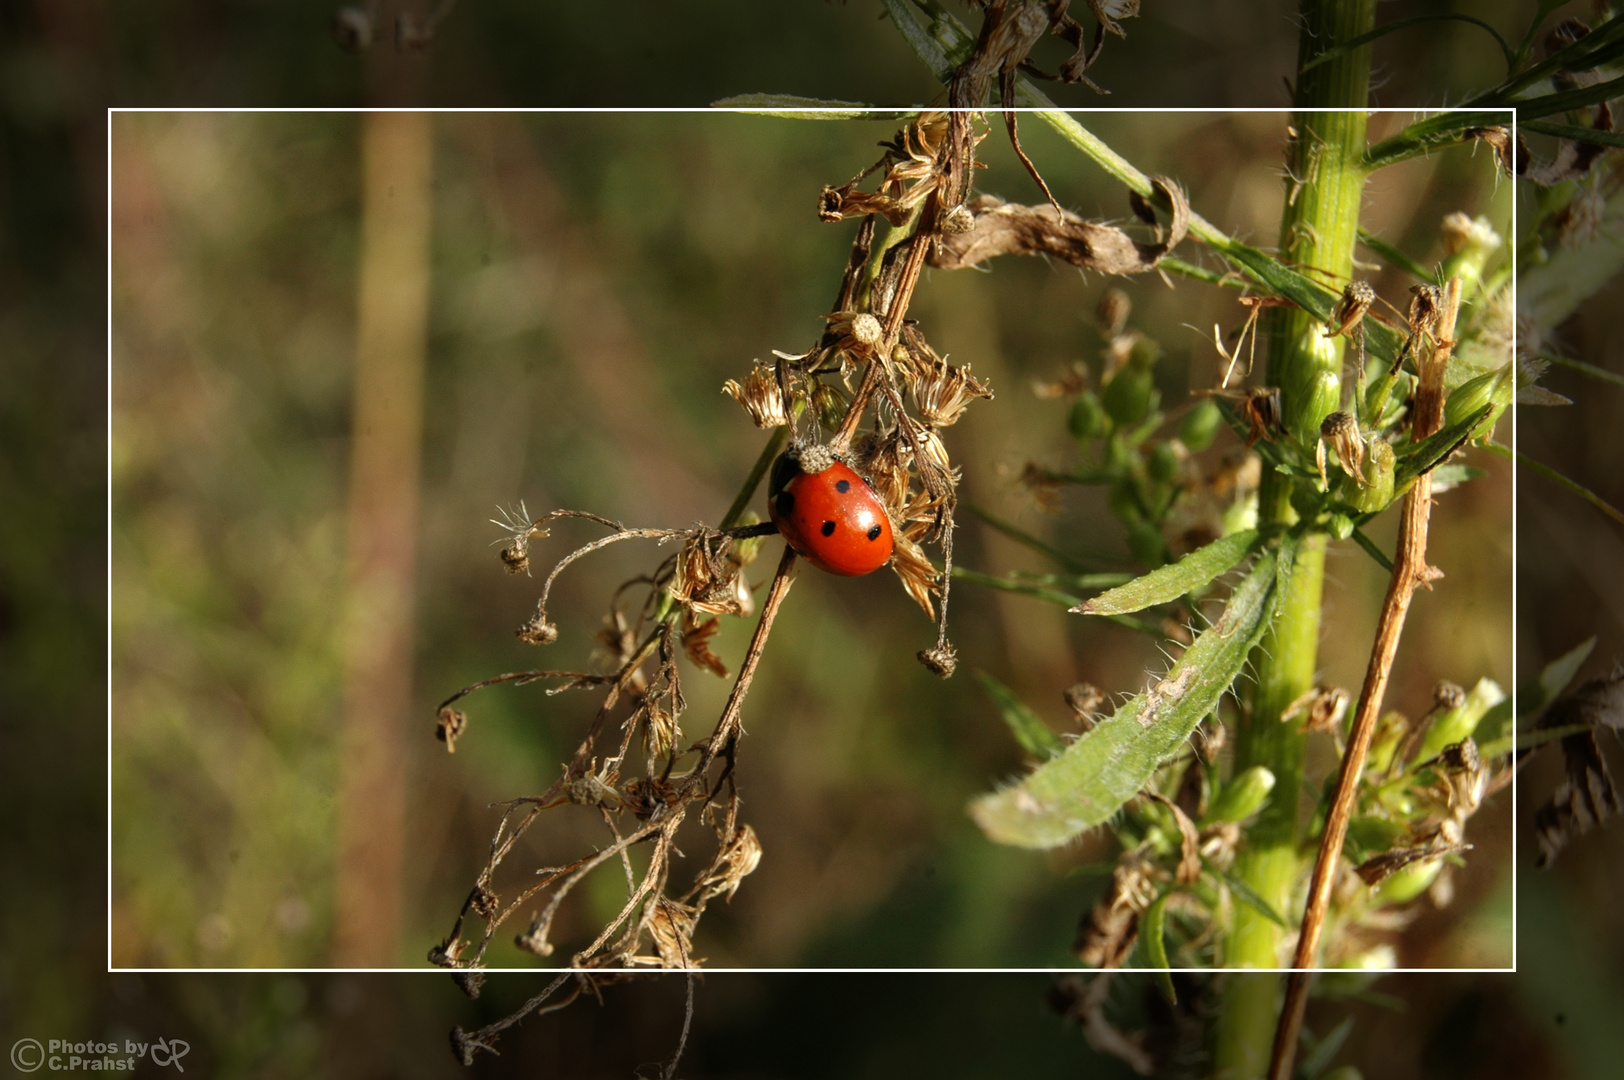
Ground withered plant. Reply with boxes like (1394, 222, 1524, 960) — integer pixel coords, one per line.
(429, 99, 1190, 989)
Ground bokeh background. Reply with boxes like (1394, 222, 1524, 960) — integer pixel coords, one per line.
(109, 108, 1510, 970)
(6, 0, 1624, 1077)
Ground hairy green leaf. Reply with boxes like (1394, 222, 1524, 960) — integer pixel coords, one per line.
(1349, 527, 1393, 572)
(1140, 894, 1177, 1004)
(1393, 404, 1493, 491)
(711, 95, 914, 120)
(974, 670, 1065, 759)
(1205, 857, 1290, 928)
(1298, 15, 1514, 77)
(1521, 119, 1624, 150)
(1362, 110, 1513, 170)
(1476, 637, 1596, 750)
(1357, 229, 1436, 283)
(1299, 1016, 1357, 1080)
(1076, 530, 1259, 616)
(879, 0, 955, 80)
(970, 546, 1283, 849)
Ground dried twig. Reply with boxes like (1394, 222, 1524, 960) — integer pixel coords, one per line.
(1267, 277, 1463, 1080)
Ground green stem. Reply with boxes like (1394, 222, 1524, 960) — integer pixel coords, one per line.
(1219, 0, 1372, 1072)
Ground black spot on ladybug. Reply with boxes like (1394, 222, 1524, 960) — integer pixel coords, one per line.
(821, 520, 837, 537)
(777, 490, 795, 515)
(867, 524, 883, 541)
(835, 479, 851, 493)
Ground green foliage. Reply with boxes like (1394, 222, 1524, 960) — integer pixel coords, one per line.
(1203, 765, 1277, 825)
(1076, 530, 1260, 617)
(1139, 894, 1177, 1004)
(969, 544, 1283, 849)
(974, 671, 1065, 760)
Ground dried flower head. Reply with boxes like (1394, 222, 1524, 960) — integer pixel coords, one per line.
(1325, 280, 1374, 338)
(912, 356, 993, 427)
(1318, 411, 1366, 488)
(695, 824, 763, 904)
(917, 643, 958, 679)
(1440, 212, 1502, 256)
(490, 501, 546, 575)
(941, 203, 977, 234)
(723, 364, 791, 429)
(1097, 287, 1132, 338)
(436, 707, 468, 752)
(851, 428, 912, 514)
(517, 613, 559, 646)
(671, 533, 746, 616)
(826, 310, 885, 350)
(1031, 362, 1090, 399)
(890, 530, 941, 619)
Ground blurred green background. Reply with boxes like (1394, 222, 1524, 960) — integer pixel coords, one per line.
(7, 0, 1624, 1077)
(109, 109, 1511, 970)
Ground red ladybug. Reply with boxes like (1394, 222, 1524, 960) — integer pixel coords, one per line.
(767, 448, 894, 576)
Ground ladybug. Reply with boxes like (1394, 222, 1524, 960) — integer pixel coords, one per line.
(767, 447, 894, 576)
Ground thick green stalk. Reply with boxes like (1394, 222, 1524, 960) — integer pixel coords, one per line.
(1218, 0, 1372, 1074)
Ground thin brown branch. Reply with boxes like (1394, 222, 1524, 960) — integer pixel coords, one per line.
(1268, 277, 1463, 1080)
(680, 544, 799, 790)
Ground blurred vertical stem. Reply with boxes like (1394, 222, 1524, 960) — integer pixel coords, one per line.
(1218, 0, 1372, 1074)
(334, 112, 435, 966)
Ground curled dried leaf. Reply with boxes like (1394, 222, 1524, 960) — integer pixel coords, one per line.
(927, 180, 1189, 274)
(890, 530, 941, 619)
(695, 824, 763, 904)
(682, 613, 729, 679)
(1075, 854, 1156, 968)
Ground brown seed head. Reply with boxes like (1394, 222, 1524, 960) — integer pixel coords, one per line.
(941, 203, 976, 234)
(918, 643, 958, 679)
(1320, 410, 1366, 485)
(1097, 287, 1132, 337)
(1434, 680, 1467, 711)
(517, 614, 558, 646)
(912, 358, 993, 427)
(722, 364, 791, 429)
(1325, 280, 1374, 337)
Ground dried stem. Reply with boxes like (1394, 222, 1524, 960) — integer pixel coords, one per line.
(1267, 277, 1461, 1080)
(680, 543, 799, 791)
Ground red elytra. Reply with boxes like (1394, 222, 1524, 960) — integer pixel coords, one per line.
(767, 451, 894, 576)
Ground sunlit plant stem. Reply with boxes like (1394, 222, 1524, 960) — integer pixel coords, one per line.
(1217, 0, 1374, 1074)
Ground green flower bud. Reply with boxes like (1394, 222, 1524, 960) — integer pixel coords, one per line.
(1179, 398, 1222, 451)
(1068, 392, 1110, 442)
(1289, 478, 1322, 522)
(1443, 363, 1512, 436)
(1328, 512, 1354, 540)
(731, 510, 766, 568)
(1107, 478, 1142, 524)
(1364, 711, 1409, 776)
(1127, 520, 1166, 567)
(1147, 441, 1180, 484)
(1371, 858, 1444, 906)
(1346, 814, 1404, 860)
(1203, 765, 1276, 824)
(1347, 438, 1395, 514)
(1439, 213, 1502, 300)
(1363, 369, 1395, 424)
(1413, 677, 1505, 765)
(1102, 363, 1154, 427)
(1293, 368, 1341, 445)
(811, 381, 849, 432)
